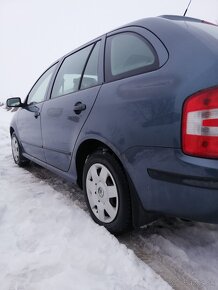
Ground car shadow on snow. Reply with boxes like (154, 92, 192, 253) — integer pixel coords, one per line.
(24, 162, 87, 211)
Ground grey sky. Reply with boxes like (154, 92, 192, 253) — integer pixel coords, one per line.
(0, 0, 217, 99)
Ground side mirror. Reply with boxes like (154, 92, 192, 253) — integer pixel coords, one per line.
(6, 97, 23, 108)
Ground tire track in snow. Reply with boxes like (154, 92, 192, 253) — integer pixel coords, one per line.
(119, 226, 204, 290)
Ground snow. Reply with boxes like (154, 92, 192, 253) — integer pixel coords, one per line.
(0, 106, 171, 290)
(142, 218, 218, 289)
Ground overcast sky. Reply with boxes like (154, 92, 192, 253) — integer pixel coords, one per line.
(0, 0, 218, 99)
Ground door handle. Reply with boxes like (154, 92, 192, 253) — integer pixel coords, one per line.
(74, 102, 86, 114)
(34, 111, 40, 118)
(29, 104, 40, 119)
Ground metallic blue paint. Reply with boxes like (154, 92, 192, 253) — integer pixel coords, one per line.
(9, 16, 218, 226)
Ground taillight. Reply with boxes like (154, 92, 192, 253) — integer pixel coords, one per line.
(182, 87, 218, 158)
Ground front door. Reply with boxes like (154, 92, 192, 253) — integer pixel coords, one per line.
(18, 64, 57, 161)
(41, 41, 102, 171)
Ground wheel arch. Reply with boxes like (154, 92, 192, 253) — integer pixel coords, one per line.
(10, 126, 15, 136)
(75, 138, 154, 228)
(75, 138, 122, 189)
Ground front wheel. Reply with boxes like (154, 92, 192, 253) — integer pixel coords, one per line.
(83, 151, 132, 234)
(11, 132, 30, 167)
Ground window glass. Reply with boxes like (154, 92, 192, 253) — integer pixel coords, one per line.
(80, 42, 100, 90)
(51, 45, 93, 98)
(106, 32, 157, 81)
(27, 64, 56, 105)
(188, 22, 218, 41)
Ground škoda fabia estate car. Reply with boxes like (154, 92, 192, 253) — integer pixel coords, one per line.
(7, 15, 218, 234)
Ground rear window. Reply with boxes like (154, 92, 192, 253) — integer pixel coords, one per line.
(188, 22, 218, 41)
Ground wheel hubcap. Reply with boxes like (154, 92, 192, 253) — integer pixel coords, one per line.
(86, 163, 119, 223)
(11, 136, 19, 162)
(97, 186, 104, 198)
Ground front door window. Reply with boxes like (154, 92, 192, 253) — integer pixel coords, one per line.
(27, 64, 57, 105)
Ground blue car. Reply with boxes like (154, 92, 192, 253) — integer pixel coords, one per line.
(7, 15, 218, 234)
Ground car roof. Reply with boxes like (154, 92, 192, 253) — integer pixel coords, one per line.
(117, 14, 215, 29)
(112, 14, 217, 36)
(53, 15, 217, 66)
(117, 14, 217, 50)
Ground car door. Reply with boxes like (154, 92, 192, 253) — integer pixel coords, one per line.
(86, 27, 168, 153)
(41, 39, 104, 171)
(17, 64, 57, 161)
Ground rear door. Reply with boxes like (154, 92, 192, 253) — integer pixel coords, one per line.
(41, 39, 104, 171)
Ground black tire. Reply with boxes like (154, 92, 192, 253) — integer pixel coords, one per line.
(83, 151, 132, 235)
(11, 132, 30, 167)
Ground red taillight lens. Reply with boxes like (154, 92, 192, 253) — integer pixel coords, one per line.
(182, 87, 218, 158)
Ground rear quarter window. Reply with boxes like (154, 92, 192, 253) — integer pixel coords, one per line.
(105, 32, 159, 82)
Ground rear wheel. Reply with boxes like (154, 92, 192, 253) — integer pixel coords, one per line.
(83, 151, 132, 234)
(11, 132, 30, 167)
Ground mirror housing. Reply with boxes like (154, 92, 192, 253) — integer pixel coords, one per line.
(6, 97, 23, 108)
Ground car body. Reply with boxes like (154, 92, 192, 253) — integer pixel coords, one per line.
(7, 15, 218, 233)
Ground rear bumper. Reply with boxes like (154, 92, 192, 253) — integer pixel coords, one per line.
(123, 147, 218, 223)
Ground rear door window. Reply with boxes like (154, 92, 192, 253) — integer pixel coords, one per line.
(51, 45, 93, 98)
(80, 41, 101, 90)
(105, 32, 158, 82)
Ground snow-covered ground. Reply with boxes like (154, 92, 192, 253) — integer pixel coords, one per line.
(145, 219, 218, 289)
(0, 106, 171, 290)
(120, 217, 218, 290)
